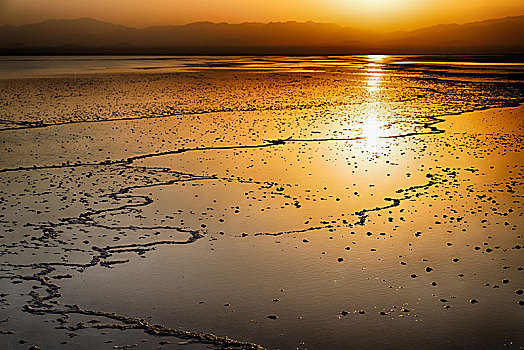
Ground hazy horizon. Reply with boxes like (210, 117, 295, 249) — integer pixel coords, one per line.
(1, 0, 524, 31)
(2, 14, 524, 33)
(1, 14, 523, 55)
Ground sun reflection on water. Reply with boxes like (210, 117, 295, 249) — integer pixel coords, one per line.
(368, 55, 387, 62)
(361, 117, 383, 150)
(365, 73, 382, 92)
(357, 109, 400, 155)
(361, 55, 386, 150)
(365, 55, 386, 92)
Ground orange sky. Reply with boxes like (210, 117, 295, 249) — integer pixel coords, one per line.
(1, 0, 523, 31)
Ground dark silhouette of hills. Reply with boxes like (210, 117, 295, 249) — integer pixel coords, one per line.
(0, 15, 523, 54)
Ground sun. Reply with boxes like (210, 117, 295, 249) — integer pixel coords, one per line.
(329, 0, 419, 17)
(332, 0, 392, 9)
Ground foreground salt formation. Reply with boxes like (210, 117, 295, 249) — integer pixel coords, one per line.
(0, 56, 522, 349)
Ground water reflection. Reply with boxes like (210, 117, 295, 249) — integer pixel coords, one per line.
(362, 55, 386, 149)
(361, 115, 387, 153)
(2, 54, 523, 350)
(365, 73, 382, 92)
(368, 54, 387, 62)
(365, 55, 386, 92)
(362, 116, 381, 144)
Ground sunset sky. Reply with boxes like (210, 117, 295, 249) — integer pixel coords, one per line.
(1, 0, 523, 31)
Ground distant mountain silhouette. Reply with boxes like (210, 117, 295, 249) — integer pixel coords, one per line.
(0, 16, 523, 54)
(382, 15, 524, 52)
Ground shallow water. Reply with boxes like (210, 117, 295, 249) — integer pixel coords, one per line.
(0, 55, 523, 349)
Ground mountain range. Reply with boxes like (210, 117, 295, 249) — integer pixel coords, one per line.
(1, 15, 523, 54)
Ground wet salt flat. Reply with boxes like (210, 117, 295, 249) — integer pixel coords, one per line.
(0, 55, 523, 349)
